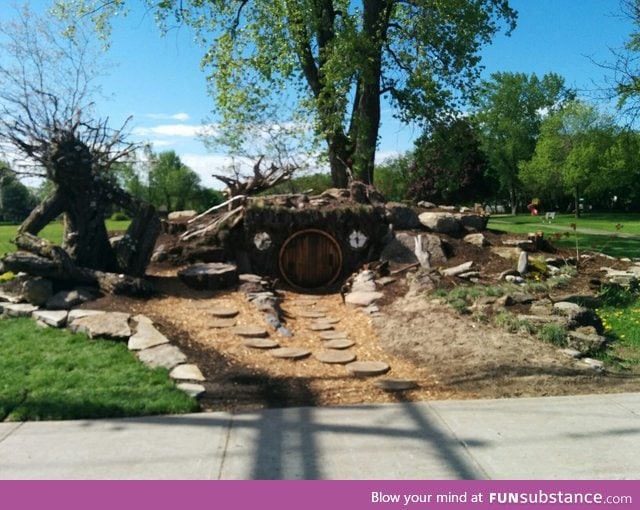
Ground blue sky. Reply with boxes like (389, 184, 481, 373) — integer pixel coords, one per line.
(3, 1, 636, 188)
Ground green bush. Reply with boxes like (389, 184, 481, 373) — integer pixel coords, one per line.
(110, 211, 130, 221)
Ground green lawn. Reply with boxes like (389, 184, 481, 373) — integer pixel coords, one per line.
(0, 317, 198, 421)
(488, 213, 640, 258)
(0, 220, 130, 257)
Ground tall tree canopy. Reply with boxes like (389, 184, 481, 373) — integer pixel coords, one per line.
(57, 0, 517, 186)
(472, 72, 574, 213)
(519, 100, 618, 217)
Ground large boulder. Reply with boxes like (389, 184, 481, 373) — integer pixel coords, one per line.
(456, 213, 488, 232)
(418, 212, 461, 233)
(385, 202, 420, 229)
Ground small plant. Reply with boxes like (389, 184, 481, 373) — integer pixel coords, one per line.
(537, 323, 567, 346)
(598, 281, 638, 308)
(494, 312, 534, 334)
(0, 271, 16, 282)
(110, 211, 130, 221)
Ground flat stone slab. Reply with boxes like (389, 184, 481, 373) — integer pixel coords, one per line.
(209, 318, 237, 328)
(242, 338, 279, 349)
(324, 339, 355, 349)
(210, 306, 240, 318)
(270, 347, 311, 360)
(32, 310, 68, 328)
(232, 326, 269, 338)
(297, 311, 326, 319)
(346, 361, 390, 376)
(69, 312, 131, 339)
(137, 344, 187, 370)
(2, 303, 39, 317)
(319, 331, 349, 340)
(314, 350, 356, 364)
(308, 323, 334, 331)
(176, 382, 206, 398)
(376, 276, 397, 287)
(374, 379, 418, 391)
(170, 364, 205, 381)
(128, 316, 170, 351)
(345, 291, 384, 307)
(67, 309, 105, 322)
(313, 317, 340, 325)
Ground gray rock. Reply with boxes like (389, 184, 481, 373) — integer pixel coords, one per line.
(550, 294, 601, 309)
(414, 234, 446, 268)
(69, 312, 131, 339)
(2, 302, 39, 317)
(566, 331, 608, 356)
(351, 270, 377, 292)
(464, 233, 490, 247)
(457, 213, 488, 232)
(137, 344, 187, 370)
(67, 309, 106, 322)
(128, 315, 170, 350)
(504, 275, 525, 284)
(46, 289, 95, 310)
(32, 310, 68, 328)
(345, 291, 384, 307)
(21, 277, 53, 306)
(517, 251, 529, 276)
(417, 200, 436, 208)
(385, 202, 420, 229)
(176, 382, 206, 398)
(559, 348, 582, 359)
(554, 301, 582, 313)
(380, 235, 419, 265)
(418, 212, 461, 233)
(579, 358, 605, 371)
(170, 364, 205, 381)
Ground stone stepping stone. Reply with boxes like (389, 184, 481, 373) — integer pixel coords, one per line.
(315, 350, 356, 364)
(177, 382, 206, 398)
(297, 310, 326, 319)
(311, 307, 329, 313)
(313, 317, 340, 325)
(243, 338, 279, 349)
(170, 364, 205, 381)
(210, 306, 240, 318)
(210, 318, 237, 328)
(346, 361, 390, 376)
(324, 339, 355, 350)
(308, 323, 334, 331)
(232, 326, 269, 338)
(1, 303, 39, 317)
(374, 379, 418, 391)
(319, 331, 349, 340)
(32, 310, 68, 328)
(137, 344, 187, 370)
(128, 316, 170, 351)
(270, 347, 311, 360)
(69, 312, 132, 340)
(345, 291, 384, 307)
(296, 300, 317, 307)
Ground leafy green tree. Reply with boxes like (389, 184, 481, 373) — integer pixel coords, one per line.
(408, 118, 492, 205)
(520, 101, 617, 217)
(0, 162, 37, 223)
(57, 0, 516, 186)
(472, 72, 574, 213)
(146, 150, 221, 212)
(374, 154, 412, 202)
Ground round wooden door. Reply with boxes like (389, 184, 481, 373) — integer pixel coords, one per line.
(279, 229, 343, 289)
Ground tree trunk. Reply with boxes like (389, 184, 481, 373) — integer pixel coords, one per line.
(4, 234, 153, 295)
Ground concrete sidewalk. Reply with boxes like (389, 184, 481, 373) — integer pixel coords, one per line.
(1, 392, 639, 480)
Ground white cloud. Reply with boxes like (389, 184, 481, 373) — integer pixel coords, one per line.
(132, 123, 206, 138)
(143, 112, 191, 121)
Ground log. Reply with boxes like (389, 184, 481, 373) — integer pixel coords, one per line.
(1, 251, 153, 296)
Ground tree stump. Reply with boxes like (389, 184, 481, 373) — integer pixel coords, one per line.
(178, 263, 239, 290)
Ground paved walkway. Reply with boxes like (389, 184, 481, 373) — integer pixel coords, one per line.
(1, 392, 639, 480)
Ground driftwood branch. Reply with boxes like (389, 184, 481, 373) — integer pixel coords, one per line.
(212, 156, 297, 197)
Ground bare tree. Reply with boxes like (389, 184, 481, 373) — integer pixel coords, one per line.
(0, 4, 159, 293)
